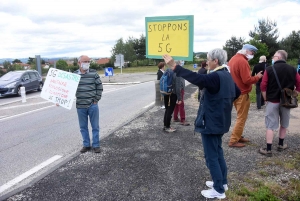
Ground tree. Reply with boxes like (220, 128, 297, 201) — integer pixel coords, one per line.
(73, 57, 78, 66)
(223, 36, 245, 60)
(124, 37, 137, 62)
(3, 61, 11, 69)
(111, 38, 126, 60)
(279, 30, 300, 59)
(56, 59, 68, 71)
(133, 34, 146, 60)
(27, 57, 35, 64)
(12, 59, 22, 63)
(249, 18, 279, 59)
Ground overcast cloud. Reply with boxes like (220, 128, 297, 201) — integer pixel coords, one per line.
(0, 0, 299, 59)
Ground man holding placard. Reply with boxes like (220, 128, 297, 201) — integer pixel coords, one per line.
(74, 55, 103, 153)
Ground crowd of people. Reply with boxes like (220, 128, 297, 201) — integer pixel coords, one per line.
(160, 45, 300, 199)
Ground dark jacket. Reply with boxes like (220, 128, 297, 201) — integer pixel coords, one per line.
(265, 60, 297, 102)
(252, 62, 267, 83)
(157, 69, 163, 80)
(174, 65, 240, 134)
(172, 73, 182, 101)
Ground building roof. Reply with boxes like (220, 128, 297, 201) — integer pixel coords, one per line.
(97, 58, 110, 65)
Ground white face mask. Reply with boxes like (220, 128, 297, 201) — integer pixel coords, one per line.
(246, 54, 254, 61)
(81, 63, 90, 70)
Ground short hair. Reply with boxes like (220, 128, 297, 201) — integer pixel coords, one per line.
(201, 61, 207, 68)
(276, 50, 288, 61)
(259, 56, 266, 63)
(207, 48, 227, 66)
(78, 55, 89, 62)
(157, 62, 165, 69)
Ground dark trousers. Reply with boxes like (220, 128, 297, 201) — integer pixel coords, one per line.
(201, 133, 227, 194)
(174, 89, 185, 122)
(164, 93, 177, 128)
(256, 82, 265, 109)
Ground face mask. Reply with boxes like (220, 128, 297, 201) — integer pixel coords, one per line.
(81, 63, 90, 70)
(272, 59, 275, 65)
(246, 54, 254, 61)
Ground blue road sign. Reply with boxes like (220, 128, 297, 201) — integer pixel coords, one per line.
(105, 67, 114, 76)
(193, 64, 197, 69)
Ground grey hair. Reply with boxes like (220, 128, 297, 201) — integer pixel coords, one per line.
(207, 48, 228, 66)
(237, 49, 247, 56)
(276, 50, 288, 61)
(78, 55, 88, 62)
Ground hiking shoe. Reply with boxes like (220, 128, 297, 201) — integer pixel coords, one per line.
(228, 142, 245, 148)
(201, 188, 226, 199)
(165, 127, 176, 133)
(80, 146, 91, 153)
(206, 181, 228, 191)
(259, 148, 272, 157)
(93, 147, 101, 153)
(277, 144, 288, 152)
(238, 136, 250, 143)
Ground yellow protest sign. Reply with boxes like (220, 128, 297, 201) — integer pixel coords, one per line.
(145, 15, 194, 61)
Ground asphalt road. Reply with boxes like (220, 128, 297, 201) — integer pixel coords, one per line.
(0, 80, 156, 196)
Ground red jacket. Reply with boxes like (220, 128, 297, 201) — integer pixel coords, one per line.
(228, 54, 260, 94)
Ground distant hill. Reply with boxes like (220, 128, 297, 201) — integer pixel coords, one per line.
(0, 57, 104, 64)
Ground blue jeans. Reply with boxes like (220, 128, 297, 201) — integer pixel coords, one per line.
(201, 133, 227, 194)
(77, 103, 100, 148)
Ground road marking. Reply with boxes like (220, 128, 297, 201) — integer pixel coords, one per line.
(143, 101, 155, 108)
(0, 95, 41, 106)
(0, 105, 55, 121)
(103, 81, 153, 94)
(1, 101, 50, 110)
(0, 155, 62, 194)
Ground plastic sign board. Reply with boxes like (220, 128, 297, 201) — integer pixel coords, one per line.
(41, 68, 81, 110)
(105, 67, 114, 76)
(145, 15, 194, 61)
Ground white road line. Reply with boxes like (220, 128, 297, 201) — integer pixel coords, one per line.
(143, 101, 155, 108)
(0, 155, 62, 194)
(0, 105, 55, 121)
(1, 101, 50, 110)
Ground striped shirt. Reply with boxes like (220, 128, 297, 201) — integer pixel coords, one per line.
(74, 69, 103, 108)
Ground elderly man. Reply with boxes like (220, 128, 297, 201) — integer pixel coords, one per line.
(228, 44, 263, 148)
(74, 55, 103, 153)
(163, 48, 240, 199)
(259, 50, 300, 156)
(252, 55, 267, 109)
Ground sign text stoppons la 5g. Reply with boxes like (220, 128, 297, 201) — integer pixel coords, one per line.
(145, 15, 194, 61)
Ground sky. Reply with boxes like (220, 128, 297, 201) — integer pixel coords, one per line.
(0, 0, 300, 59)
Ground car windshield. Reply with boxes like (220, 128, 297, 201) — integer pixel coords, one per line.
(0, 72, 23, 81)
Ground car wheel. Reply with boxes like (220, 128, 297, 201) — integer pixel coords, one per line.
(17, 86, 21, 96)
(37, 83, 43, 91)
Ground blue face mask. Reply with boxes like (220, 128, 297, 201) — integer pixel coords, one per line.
(272, 59, 275, 65)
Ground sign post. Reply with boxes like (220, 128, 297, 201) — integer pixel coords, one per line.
(145, 15, 194, 61)
(115, 54, 124, 74)
(105, 67, 114, 82)
(40, 68, 81, 110)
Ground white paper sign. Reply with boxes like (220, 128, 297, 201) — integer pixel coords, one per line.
(41, 68, 81, 110)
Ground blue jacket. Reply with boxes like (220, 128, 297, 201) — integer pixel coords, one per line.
(174, 65, 240, 134)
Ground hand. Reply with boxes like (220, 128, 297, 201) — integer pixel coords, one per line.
(257, 71, 263, 78)
(177, 101, 182, 105)
(162, 54, 176, 70)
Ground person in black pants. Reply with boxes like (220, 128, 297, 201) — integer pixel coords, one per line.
(163, 72, 182, 133)
(252, 55, 267, 109)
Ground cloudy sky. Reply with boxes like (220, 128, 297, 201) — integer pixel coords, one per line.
(0, 0, 300, 59)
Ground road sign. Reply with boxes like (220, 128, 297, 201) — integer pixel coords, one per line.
(193, 64, 197, 69)
(105, 67, 114, 76)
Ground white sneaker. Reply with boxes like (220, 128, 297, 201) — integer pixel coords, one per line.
(161, 105, 165, 109)
(201, 188, 226, 199)
(206, 181, 228, 191)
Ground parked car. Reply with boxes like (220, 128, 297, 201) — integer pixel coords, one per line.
(0, 70, 43, 97)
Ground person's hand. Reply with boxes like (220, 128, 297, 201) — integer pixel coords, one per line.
(177, 101, 182, 105)
(162, 54, 176, 70)
(256, 71, 263, 78)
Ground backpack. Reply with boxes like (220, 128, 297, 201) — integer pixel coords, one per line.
(160, 68, 174, 96)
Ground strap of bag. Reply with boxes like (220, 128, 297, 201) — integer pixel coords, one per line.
(271, 65, 282, 90)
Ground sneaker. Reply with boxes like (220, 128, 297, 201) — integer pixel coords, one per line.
(206, 181, 228, 191)
(80, 146, 91, 153)
(228, 142, 245, 148)
(277, 144, 288, 152)
(201, 188, 226, 199)
(259, 148, 272, 157)
(161, 105, 165, 109)
(93, 147, 101, 153)
(165, 127, 176, 133)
